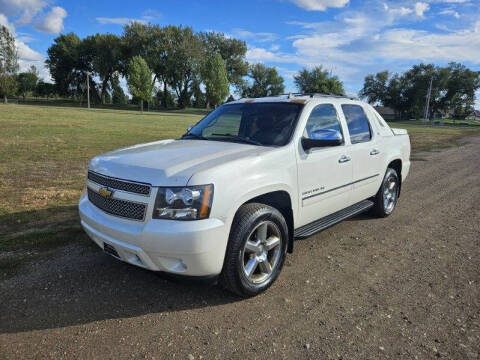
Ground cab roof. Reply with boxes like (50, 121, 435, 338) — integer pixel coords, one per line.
(229, 93, 362, 106)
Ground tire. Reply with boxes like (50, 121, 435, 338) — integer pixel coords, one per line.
(220, 203, 288, 297)
(372, 167, 400, 218)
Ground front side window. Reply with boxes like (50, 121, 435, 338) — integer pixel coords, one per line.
(342, 104, 372, 144)
(305, 104, 342, 139)
(184, 102, 303, 146)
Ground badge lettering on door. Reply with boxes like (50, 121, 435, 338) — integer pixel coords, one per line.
(302, 186, 325, 199)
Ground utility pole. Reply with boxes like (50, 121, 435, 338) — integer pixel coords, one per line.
(86, 71, 90, 109)
(424, 77, 433, 122)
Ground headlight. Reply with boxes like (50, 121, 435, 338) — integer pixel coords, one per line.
(153, 184, 214, 220)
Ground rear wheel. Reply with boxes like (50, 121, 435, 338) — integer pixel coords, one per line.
(220, 203, 288, 297)
(372, 168, 400, 217)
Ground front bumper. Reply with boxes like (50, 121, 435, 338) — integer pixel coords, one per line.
(79, 192, 229, 276)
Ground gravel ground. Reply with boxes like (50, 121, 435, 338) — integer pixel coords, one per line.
(1, 136, 479, 360)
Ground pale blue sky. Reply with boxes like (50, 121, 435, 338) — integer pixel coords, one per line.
(1, 0, 479, 106)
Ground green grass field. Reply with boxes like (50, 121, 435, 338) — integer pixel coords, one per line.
(390, 121, 480, 153)
(0, 104, 204, 251)
(1, 103, 479, 267)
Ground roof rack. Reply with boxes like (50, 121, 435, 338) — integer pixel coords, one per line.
(286, 93, 356, 100)
(239, 93, 358, 101)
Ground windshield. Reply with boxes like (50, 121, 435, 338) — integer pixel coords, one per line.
(183, 102, 303, 146)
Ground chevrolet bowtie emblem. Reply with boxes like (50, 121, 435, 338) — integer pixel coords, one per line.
(98, 187, 114, 199)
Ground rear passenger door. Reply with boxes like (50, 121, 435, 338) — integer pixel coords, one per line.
(341, 104, 384, 202)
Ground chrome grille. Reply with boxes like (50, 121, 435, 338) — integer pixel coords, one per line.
(88, 171, 151, 195)
(87, 188, 147, 221)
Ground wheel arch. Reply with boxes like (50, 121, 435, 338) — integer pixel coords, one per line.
(239, 190, 295, 254)
(387, 158, 402, 197)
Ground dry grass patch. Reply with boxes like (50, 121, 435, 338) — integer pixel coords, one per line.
(20, 188, 82, 210)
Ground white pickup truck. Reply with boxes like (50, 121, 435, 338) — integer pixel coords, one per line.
(79, 94, 410, 297)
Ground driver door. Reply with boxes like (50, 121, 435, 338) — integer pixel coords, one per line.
(297, 104, 353, 227)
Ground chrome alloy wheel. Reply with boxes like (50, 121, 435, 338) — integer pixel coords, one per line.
(383, 174, 398, 214)
(241, 221, 283, 284)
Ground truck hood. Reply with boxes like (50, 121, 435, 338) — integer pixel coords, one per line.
(89, 139, 269, 186)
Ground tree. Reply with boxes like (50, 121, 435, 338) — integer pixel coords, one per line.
(0, 25, 19, 103)
(361, 66, 433, 119)
(201, 53, 229, 108)
(360, 63, 480, 120)
(199, 31, 248, 89)
(122, 23, 171, 107)
(442, 63, 480, 119)
(294, 66, 344, 95)
(191, 77, 206, 108)
(359, 71, 389, 105)
(163, 26, 203, 108)
(241, 63, 285, 98)
(85, 33, 123, 104)
(126, 55, 153, 112)
(122, 22, 160, 77)
(385, 74, 412, 120)
(111, 74, 126, 105)
(156, 88, 176, 108)
(400, 64, 437, 119)
(122, 24, 203, 109)
(35, 80, 56, 98)
(17, 65, 39, 101)
(46, 33, 86, 97)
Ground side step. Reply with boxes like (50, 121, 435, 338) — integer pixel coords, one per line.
(294, 199, 374, 239)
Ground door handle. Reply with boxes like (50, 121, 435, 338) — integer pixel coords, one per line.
(370, 149, 380, 155)
(338, 155, 351, 163)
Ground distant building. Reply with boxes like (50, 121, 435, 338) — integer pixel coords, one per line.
(432, 110, 445, 120)
(466, 110, 480, 121)
(375, 106, 396, 121)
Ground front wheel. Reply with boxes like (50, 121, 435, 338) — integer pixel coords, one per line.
(372, 168, 400, 217)
(220, 203, 288, 297)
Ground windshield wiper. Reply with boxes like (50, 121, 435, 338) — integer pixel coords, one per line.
(181, 132, 209, 141)
(211, 133, 262, 146)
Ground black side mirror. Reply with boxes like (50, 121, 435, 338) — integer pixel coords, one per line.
(302, 129, 343, 151)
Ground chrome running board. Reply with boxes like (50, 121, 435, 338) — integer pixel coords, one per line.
(294, 199, 374, 239)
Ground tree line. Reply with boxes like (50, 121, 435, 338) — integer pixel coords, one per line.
(3, 23, 480, 116)
(0, 26, 57, 102)
(1, 23, 346, 108)
(359, 63, 480, 120)
(45, 24, 247, 109)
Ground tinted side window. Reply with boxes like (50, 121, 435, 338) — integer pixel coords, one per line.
(305, 104, 342, 138)
(342, 105, 372, 144)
